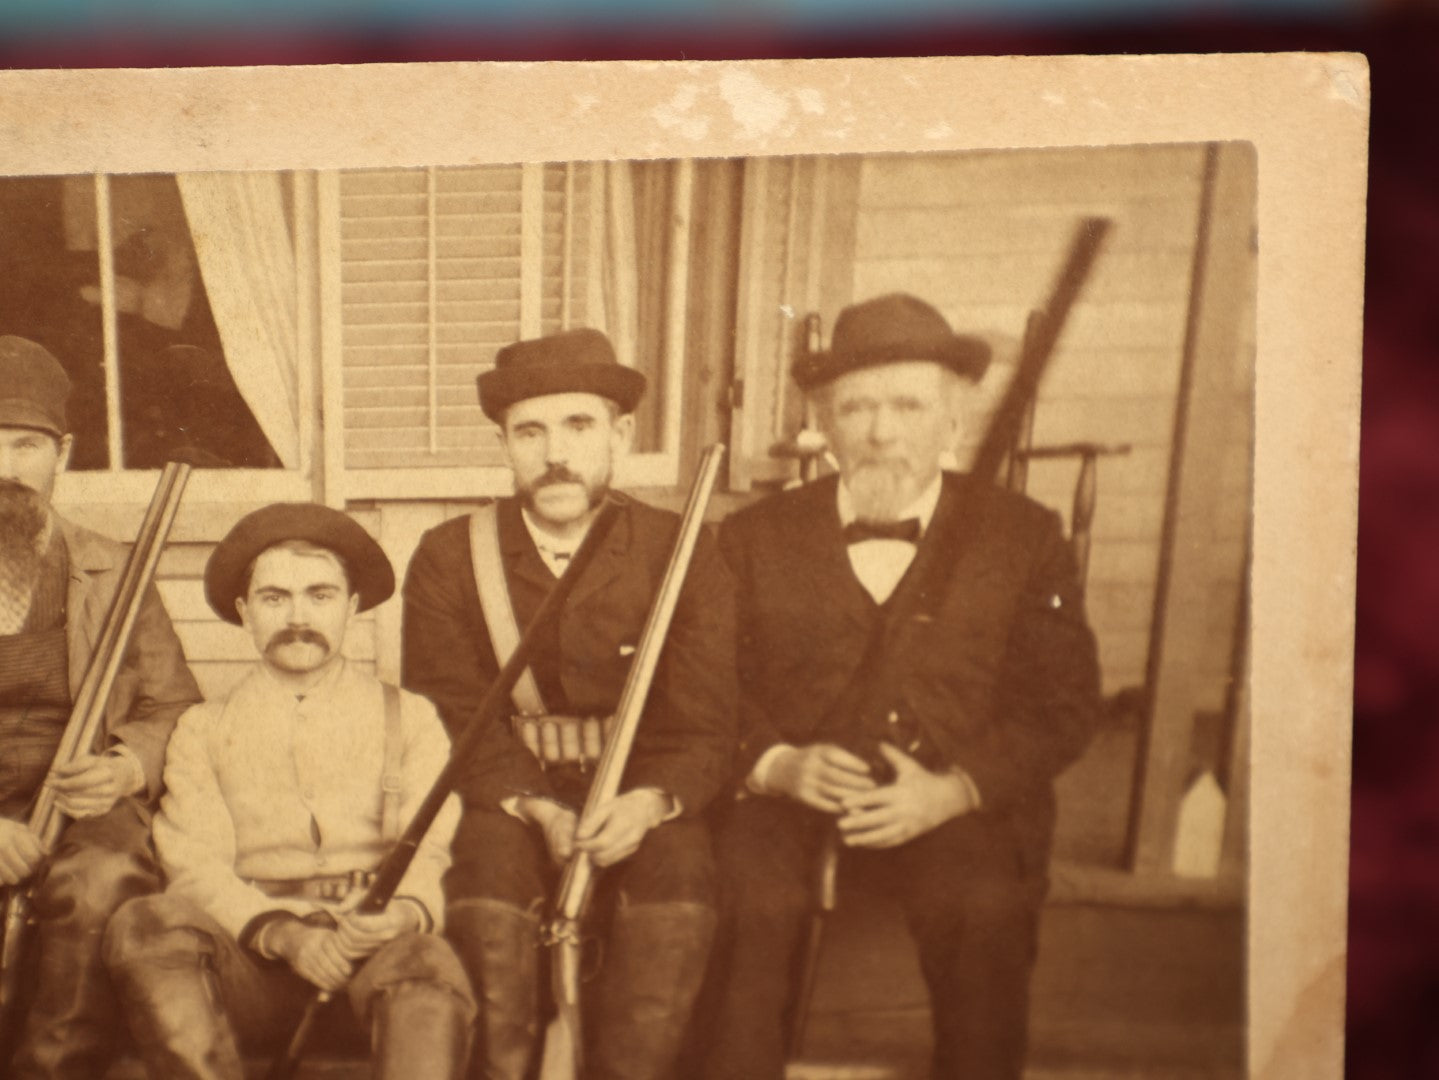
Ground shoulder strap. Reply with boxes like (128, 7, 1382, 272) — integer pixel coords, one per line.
(380, 682, 403, 845)
(468, 504, 547, 716)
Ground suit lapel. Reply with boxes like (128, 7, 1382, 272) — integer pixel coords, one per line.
(790, 477, 878, 621)
(884, 473, 989, 630)
(566, 496, 631, 612)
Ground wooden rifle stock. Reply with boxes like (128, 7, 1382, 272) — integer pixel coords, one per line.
(0, 462, 191, 1053)
(537, 443, 726, 1080)
(266, 497, 625, 1080)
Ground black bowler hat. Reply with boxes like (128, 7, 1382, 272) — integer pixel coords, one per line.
(0, 337, 69, 438)
(205, 502, 395, 625)
(791, 294, 992, 391)
(477, 328, 647, 423)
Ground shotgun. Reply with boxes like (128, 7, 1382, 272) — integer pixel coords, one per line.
(537, 443, 726, 1080)
(266, 496, 625, 1080)
(0, 462, 191, 1056)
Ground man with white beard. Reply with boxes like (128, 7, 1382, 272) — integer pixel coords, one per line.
(694, 294, 1102, 1080)
(0, 336, 200, 1078)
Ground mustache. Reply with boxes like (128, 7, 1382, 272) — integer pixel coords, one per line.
(531, 466, 586, 488)
(264, 628, 331, 652)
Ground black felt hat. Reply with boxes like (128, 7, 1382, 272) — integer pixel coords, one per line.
(477, 328, 647, 423)
(791, 293, 992, 390)
(0, 336, 69, 438)
(205, 502, 395, 625)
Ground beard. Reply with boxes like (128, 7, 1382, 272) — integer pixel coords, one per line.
(0, 479, 49, 580)
(517, 464, 610, 521)
(846, 459, 918, 523)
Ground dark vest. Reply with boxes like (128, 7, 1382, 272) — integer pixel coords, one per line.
(0, 533, 72, 814)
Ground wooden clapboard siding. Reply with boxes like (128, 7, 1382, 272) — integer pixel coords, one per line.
(849, 145, 1209, 704)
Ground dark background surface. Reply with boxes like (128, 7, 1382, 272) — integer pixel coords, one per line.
(0, 5, 1431, 1075)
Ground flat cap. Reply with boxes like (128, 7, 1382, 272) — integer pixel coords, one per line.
(0, 336, 69, 438)
(205, 502, 395, 625)
(792, 293, 991, 391)
(478, 327, 646, 423)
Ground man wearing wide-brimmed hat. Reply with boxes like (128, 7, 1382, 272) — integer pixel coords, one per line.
(102, 503, 476, 1079)
(402, 327, 735, 1080)
(0, 336, 201, 1079)
(694, 294, 1102, 1080)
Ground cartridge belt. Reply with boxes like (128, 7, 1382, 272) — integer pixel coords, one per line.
(248, 871, 375, 903)
(511, 714, 615, 769)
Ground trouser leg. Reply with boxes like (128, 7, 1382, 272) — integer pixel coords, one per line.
(10, 799, 160, 1080)
(882, 815, 1046, 1080)
(348, 932, 477, 1080)
(446, 809, 551, 1080)
(692, 799, 820, 1080)
(100, 894, 249, 1080)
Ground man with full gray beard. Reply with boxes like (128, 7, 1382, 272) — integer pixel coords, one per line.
(0, 337, 200, 1079)
(694, 295, 1102, 1080)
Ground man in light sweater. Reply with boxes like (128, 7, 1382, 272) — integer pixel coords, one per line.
(102, 503, 475, 1079)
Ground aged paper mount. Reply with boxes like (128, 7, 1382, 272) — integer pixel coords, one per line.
(0, 54, 1367, 1079)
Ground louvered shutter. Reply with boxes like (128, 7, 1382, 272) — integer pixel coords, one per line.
(336, 164, 597, 475)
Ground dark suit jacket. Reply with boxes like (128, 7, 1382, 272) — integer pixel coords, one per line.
(719, 472, 1101, 874)
(401, 494, 736, 816)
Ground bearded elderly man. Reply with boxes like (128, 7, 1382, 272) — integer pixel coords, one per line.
(403, 329, 735, 1080)
(0, 337, 200, 1079)
(103, 503, 475, 1079)
(696, 295, 1102, 1080)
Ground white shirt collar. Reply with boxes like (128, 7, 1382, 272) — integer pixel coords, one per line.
(836, 472, 944, 533)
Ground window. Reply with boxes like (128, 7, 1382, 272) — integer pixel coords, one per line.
(319, 159, 691, 503)
(0, 170, 316, 505)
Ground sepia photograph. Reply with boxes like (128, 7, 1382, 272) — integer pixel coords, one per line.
(0, 57, 1362, 1080)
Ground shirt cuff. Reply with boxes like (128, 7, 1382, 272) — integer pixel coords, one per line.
(952, 767, 982, 810)
(747, 744, 795, 797)
(103, 745, 147, 798)
(393, 896, 434, 934)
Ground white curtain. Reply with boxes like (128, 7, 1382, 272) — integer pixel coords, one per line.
(176, 172, 300, 468)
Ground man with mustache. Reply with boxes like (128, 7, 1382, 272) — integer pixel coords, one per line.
(0, 336, 201, 1079)
(694, 295, 1102, 1080)
(103, 502, 476, 1078)
(402, 328, 735, 1080)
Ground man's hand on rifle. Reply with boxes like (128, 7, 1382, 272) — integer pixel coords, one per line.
(765, 743, 876, 814)
(265, 921, 355, 993)
(334, 901, 425, 962)
(0, 817, 48, 885)
(517, 797, 579, 865)
(837, 744, 978, 849)
(46, 751, 144, 819)
(574, 789, 671, 867)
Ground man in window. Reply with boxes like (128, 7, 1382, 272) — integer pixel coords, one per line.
(402, 328, 735, 1080)
(694, 294, 1102, 1080)
(0, 335, 202, 1079)
(103, 502, 475, 1078)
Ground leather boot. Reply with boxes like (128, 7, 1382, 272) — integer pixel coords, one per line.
(446, 899, 541, 1080)
(589, 901, 717, 1080)
(372, 979, 474, 1080)
(109, 952, 244, 1080)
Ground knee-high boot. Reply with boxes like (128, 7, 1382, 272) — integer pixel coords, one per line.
(109, 948, 244, 1080)
(372, 979, 474, 1080)
(446, 899, 541, 1080)
(589, 901, 717, 1080)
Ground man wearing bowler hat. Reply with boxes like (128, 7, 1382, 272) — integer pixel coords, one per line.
(0, 336, 201, 1079)
(694, 294, 1102, 1079)
(102, 503, 476, 1079)
(402, 327, 735, 1080)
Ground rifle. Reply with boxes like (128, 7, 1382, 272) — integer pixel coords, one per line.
(537, 442, 726, 1080)
(0, 461, 191, 1053)
(787, 215, 1114, 1060)
(266, 495, 626, 1080)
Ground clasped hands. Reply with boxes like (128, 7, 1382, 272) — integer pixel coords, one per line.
(767, 742, 977, 848)
(518, 788, 671, 868)
(266, 895, 424, 994)
(0, 752, 143, 885)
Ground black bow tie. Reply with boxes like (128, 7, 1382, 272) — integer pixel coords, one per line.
(844, 518, 922, 545)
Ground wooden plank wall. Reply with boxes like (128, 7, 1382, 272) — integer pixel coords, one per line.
(848, 145, 1212, 701)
